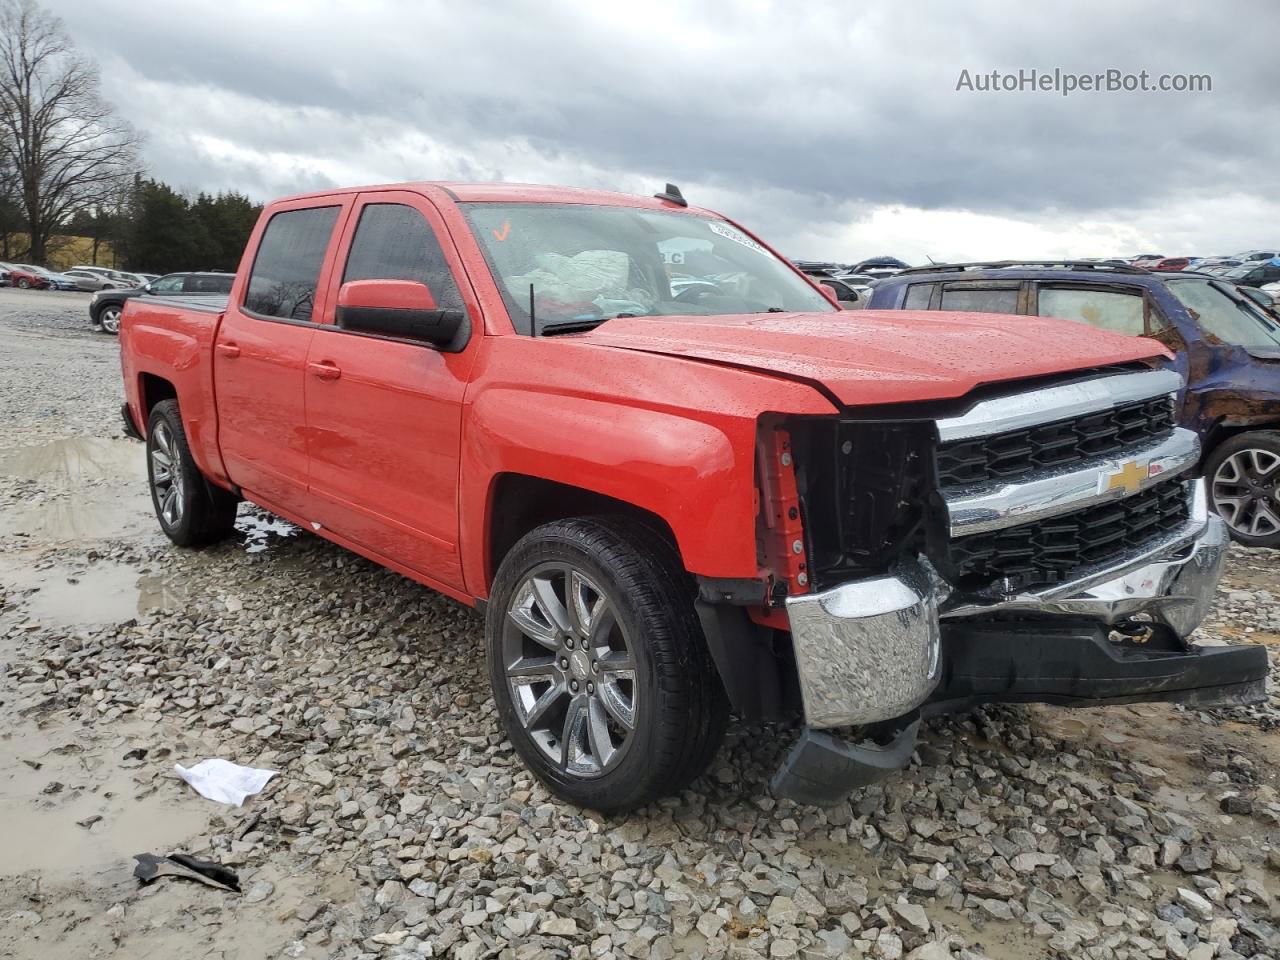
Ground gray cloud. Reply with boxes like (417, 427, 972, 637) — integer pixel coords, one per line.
(54, 0, 1280, 259)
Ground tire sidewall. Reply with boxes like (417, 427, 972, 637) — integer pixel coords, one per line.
(486, 528, 671, 810)
(16, 278, 28, 289)
(1205, 431, 1280, 547)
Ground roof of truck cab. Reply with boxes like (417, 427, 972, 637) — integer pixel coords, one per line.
(271, 181, 722, 217)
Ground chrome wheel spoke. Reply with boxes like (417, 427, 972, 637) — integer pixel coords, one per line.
(507, 580, 561, 651)
(560, 699, 590, 771)
(586, 698, 617, 768)
(517, 678, 564, 729)
(598, 676, 635, 730)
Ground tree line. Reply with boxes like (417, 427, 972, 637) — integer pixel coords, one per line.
(0, 0, 261, 273)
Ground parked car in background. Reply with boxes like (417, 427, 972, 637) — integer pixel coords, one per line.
(868, 260, 1280, 546)
(1233, 250, 1280, 263)
(90, 271, 235, 334)
(28, 266, 80, 290)
(1224, 261, 1280, 289)
(1152, 257, 1193, 272)
(0, 265, 9, 287)
(116, 180, 1259, 810)
(70, 264, 132, 283)
(1130, 254, 1165, 267)
(0, 262, 50, 289)
(63, 268, 121, 291)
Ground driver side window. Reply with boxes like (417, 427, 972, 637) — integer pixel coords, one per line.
(152, 275, 185, 293)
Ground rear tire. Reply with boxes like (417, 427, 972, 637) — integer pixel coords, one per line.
(146, 399, 238, 547)
(16, 278, 29, 289)
(1206, 430, 1280, 547)
(486, 516, 728, 812)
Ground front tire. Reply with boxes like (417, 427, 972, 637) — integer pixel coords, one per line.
(486, 516, 728, 812)
(98, 305, 122, 334)
(16, 278, 29, 289)
(146, 399, 238, 546)
(1206, 430, 1280, 547)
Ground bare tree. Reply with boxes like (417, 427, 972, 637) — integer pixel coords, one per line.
(0, 0, 140, 262)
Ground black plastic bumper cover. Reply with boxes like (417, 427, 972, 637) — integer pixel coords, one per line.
(772, 623, 1268, 805)
(771, 718, 919, 806)
(121, 402, 143, 441)
(926, 621, 1269, 714)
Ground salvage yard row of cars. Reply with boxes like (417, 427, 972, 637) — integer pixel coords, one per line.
(113, 179, 1269, 811)
(0, 261, 158, 291)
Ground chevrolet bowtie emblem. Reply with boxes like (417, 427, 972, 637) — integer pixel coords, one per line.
(1106, 460, 1148, 496)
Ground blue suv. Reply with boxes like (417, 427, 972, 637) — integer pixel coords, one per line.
(867, 261, 1280, 547)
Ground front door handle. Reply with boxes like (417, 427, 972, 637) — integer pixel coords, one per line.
(308, 360, 342, 381)
(216, 342, 240, 358)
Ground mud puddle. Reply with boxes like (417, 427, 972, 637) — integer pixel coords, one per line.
(0, 436, 155, 543)
(0, 555, 187, 628)
(0, 720, 211, 881)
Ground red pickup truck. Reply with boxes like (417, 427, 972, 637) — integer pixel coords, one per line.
(119, 181, 1266, 811)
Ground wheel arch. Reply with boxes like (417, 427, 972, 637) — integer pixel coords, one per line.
(484, 473, 682, 592)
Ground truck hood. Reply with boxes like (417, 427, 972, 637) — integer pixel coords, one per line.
(584, 310, 1167, 406)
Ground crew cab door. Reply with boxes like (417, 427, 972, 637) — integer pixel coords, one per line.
(303, 191, 478, 590)
(214, 199, 349, 514)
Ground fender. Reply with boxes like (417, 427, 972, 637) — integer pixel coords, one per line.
(120, 297, 231, 485)
(458, 336, 836, 598)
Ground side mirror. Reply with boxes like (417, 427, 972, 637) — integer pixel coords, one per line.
(335, 279, 469, 351)
(142, 282, 152, 293)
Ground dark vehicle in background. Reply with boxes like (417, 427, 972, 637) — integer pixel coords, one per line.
(90, 271, 234, 334)
(0, 265, 9, 286)
(867, 261, 1280, 546)
(0, 263, 50, 289)
(1224, 261, 1280, 289)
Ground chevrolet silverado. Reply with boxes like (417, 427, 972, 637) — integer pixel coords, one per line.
(118, 181, 1266, 811)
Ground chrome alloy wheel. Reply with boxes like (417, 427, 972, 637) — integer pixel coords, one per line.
(1212, 448, 1280, 538)
(100, 306, 122, 333)
(501, 563, 637, 778)
(150, 420, 185, 527)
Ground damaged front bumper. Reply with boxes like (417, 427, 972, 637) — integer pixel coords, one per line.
(773, 480, 1268, 805)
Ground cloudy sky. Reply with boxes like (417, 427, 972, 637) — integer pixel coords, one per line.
(57, 0, 1278, 263)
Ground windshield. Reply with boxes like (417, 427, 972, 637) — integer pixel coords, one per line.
(462, 203, 834, 334)
(1166, 278, 1280, 350)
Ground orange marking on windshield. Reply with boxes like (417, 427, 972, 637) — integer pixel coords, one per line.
(493, 221, 510, 242)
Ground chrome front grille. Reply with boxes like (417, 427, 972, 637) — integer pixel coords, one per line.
(943, 479, 1191, 591)
(936, 394, 1176, 487)
(932, 368, 1197, 593)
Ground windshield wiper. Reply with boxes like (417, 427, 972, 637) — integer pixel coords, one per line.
(767, 307, 786, 313)
(539, 319, 607, 336)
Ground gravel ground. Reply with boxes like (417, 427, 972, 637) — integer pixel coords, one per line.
(2, 291, 1280, 960)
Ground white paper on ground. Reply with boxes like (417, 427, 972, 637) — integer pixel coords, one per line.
(174, 758, 278, 806)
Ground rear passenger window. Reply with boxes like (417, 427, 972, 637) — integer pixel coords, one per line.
(903, 283, 933, 309)
(939, 285, 1020, 314)
(1037, 287, 1144, 335)
(343, 204, 462, 310)
(184, 274, 233, 294)
(244, 206, 340, 321)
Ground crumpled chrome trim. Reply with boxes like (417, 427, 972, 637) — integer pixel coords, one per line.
(785, 561, 940, 729)
(935, 368, 1181, 441)
(943, 428, 1199, 537)
(943, 515, 1228, 639)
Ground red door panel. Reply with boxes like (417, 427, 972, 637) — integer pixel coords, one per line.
(304, 331, 471, 585)
(214, 313, 314, 512)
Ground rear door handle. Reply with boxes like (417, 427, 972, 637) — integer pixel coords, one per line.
(308, 361, 342, 381)
(215, 342, 240, 358)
